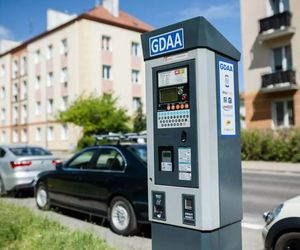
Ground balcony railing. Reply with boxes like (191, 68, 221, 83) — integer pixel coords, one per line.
(261, 70, 296, 90)
(259, 11, 292, 33)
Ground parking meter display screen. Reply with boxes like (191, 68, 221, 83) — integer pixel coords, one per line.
(158, 67, 188, 88)
(160, 87, 178, 103)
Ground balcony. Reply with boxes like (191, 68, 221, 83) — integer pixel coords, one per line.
(261, 70, 297, 93)
(259, 11, 295, 42)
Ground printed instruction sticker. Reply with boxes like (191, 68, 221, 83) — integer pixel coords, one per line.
(219, 60, 236, 136)
(178, 147, 191, 163)
(179, 163, 191, 172)
(179, 172, 192, 181)
(178, 147, 192, 181)
(161, 162, 173, 172)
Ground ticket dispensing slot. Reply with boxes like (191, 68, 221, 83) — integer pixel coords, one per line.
(182, 194, 195, 225)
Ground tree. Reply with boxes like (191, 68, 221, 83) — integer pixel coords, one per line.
(133, 104, 146, 132)
(57, 93, 130, 136)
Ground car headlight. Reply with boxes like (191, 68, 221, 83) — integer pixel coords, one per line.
(263, 204, 284, 225)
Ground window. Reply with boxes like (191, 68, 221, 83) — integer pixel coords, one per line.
(35, 127, 41, 141)
(47, 126, 54, 141)
(273, 45, 292, 72)
(35, 76, 41, 90)
(10, 147, 52, 156)
(13, 83, 18, 102)
(22, 104, 27, 122)
(95, 148, 125, 171)
(269, 0, 289, 15)
(0, 147, 5, 157)
(102, 65, 111, 80)
(67, 149, 97, 169)
(102, 36, 111, 51)
(0, 65, 5, 77)
(13, 129, 18, 143)
(60, 67, 68, 84)
(21, 128, 27, 142)
(34, 50, 40, 64)
(272, 100, 294, 128)
(46, 44, 53, 60)
(61, 96, 68, 111)
(13, 106, 18, 122)
(0, 86, 5, 99)
(21, 56, 27, 76)
(36, 101, 41, 116)
(60, 39, 68, 55)
(0, 132, 6, 144)
(61, 124, 68, 140)
(131, 42, 140, 56)
(47, 72, 53, 87)
(132, 70, 140, 84)
(1, 108, 5, 121)
(47, 99, 54, 114)
(132, 97, 141, 112)
(12, 60, 18, 78)
(21, 80, 27, 99)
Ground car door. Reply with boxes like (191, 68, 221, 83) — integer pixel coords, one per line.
(47, 148, 98, 208)
(76, 146, 127, 216)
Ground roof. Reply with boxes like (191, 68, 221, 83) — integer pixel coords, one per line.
(141, 17, 240, 61)
(84, 6, 152, 33)
(0, 6, 153, 57)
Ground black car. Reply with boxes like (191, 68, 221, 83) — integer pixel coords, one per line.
(34, 144, 148, 236)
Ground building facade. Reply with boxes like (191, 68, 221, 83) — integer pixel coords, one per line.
(0, 1, 151, 152)
(241, 0, 300, 128)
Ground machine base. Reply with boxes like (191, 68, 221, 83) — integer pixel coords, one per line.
(151, 222, 242, 250)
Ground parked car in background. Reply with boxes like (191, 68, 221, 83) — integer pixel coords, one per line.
(0, 144, 60, 195)
(34, 137, 148, 236)
(262, 196, 300, 250)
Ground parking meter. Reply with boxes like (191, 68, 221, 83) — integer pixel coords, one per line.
(141, 17, 242, 250)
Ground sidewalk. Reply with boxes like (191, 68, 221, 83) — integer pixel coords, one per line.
(242, 161, 300, 173)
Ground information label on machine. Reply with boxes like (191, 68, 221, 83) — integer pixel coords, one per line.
(178, 148, 192, 181)
(179, 172, 192, 181)
(161, 162, 173, 172)
(158, 67, 188, 87)
(219, 60, 236, 136)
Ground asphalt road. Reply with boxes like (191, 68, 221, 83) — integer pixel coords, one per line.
(1, 170, 300, 250)
(242, 170, 300, 250)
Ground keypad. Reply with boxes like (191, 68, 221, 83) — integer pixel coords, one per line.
(157, 110, 191, 129)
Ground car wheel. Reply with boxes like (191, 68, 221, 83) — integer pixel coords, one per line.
(109, 196, 139, 236)
(0, 176, 5, 196)
(35, 183, 50, 210)
(275, 232, 300, 250)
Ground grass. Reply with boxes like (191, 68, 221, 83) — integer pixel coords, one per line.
(0, 201, 115, 250)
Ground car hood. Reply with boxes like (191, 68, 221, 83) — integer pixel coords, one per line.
(283, 195, 300, 205)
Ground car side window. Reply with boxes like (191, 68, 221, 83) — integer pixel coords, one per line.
(95, 148, 125, 171)
(66, 149, 97, 169)
(0, 148, 6, 158)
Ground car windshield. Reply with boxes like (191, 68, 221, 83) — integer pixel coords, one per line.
(9, 147, 52, 156)
(128, 145, 147, 164)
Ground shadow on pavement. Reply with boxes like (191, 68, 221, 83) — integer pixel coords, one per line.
(51, 206, 152, 239)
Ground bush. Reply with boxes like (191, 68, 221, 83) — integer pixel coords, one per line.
(241, 128, 300, 163)
(77, 135, 95, 150)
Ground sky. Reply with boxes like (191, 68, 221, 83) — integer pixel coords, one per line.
(0, 0, 243, 90)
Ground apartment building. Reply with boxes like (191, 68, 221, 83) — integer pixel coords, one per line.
(0, 0, 152, 151)
(241, 0, 300, 128)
